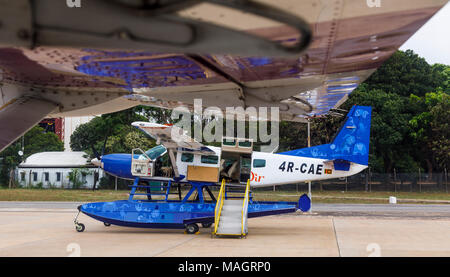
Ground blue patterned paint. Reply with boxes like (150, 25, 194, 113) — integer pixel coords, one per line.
(77, 50, 208, 91)
(281, 105, 372, 166)
(245, 57, 272, 67)
(80, 199, 297, 228)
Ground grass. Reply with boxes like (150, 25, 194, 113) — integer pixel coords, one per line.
(0, 188, 449, 204)
(252, 190, 450, 204)
(0, 188, 128, 202)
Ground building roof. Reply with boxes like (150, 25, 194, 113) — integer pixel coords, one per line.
(19, 152, 92, 168)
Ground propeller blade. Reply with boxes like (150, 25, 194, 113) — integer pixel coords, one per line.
(91, 145, 101, 160)
(101, 130, 109, 157)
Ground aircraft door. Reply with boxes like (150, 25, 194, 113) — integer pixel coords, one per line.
(131, 148, 154, 177)
(239, 156, 251, 183)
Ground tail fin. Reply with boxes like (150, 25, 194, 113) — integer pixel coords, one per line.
(280, 105, 372, 166)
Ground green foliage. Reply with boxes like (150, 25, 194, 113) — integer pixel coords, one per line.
(347, 52, 450, 172)
(0, 126, 64, 186)
(362, 50, 445, 97)
(67, 168, 92, 189)
(99, 176, 110, 189)
(70, 106, 166, 157)
(35, 182, 44, 189)
(279, 50, 449, 174)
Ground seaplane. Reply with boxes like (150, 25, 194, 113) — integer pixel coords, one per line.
(75, 105, 371, 237)
(0, 0, 447, 154)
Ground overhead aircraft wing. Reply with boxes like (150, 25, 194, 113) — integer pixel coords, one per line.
(132, 121, 215, 154)
(0, 0, 448, 152)
(0, 96, 57, 150)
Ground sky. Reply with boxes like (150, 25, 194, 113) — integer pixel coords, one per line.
(400, 1, 450, 66)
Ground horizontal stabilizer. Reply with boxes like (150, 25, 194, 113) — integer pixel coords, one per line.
(323, 159, 351, 171)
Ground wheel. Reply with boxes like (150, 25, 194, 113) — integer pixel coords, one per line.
(185, 223, 199, 234)
(104, 222, 111, 227)
(75, 223, 85, 232)
(201, 223, 212, 228)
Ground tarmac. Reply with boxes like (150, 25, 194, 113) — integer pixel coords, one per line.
(0, 202, 449, 257)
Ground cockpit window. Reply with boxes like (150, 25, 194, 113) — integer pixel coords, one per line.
(140, 145, 167, 160)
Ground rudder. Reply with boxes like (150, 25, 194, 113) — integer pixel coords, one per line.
(280, 105, 372, 166)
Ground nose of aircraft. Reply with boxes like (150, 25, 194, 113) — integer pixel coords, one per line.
(91, 157, 103, 168)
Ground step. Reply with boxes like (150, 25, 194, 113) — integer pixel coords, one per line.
(220, 210, 243, 218)
(219, 215, 242, 224)
(216, 226, 243, 235)
(223, 199, 243, 206)
(221, 205, 242, 213)
(220, 211, 242, 218)
(218, 222, 242, 231)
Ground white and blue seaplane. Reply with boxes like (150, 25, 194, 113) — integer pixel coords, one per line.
(75, 105, 372, 237)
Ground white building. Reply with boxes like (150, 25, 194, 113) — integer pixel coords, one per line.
(16, 152, 104, 189)
(63, 116, 96, 151)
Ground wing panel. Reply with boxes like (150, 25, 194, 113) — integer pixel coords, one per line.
(0, 97, 57, 151)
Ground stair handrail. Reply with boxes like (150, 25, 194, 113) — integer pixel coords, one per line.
(214, 179, 226, 234)
(241, 179, 250, 235)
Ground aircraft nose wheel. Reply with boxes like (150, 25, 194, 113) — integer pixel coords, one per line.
(75, 223, 85, 232)
(74, 210, 85, 232)
(185, 223, 199, 234)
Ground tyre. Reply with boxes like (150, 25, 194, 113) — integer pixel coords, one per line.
(104, 222, 111, 227)
(76, 223, 85, 232)
(185, 223, 199, 234)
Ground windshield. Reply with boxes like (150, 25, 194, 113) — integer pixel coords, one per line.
(139, 145, 167, 160)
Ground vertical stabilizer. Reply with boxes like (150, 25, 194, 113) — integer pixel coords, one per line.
(280, 105, 372, 166)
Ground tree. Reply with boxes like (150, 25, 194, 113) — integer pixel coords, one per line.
(70, 105, 161, 157)
(362, 50, 445, 97)
(428, 92, 449, 171)
(0, 126, 64, 186)
(343, 88, 417, 173)
(432, 64, 450, 93)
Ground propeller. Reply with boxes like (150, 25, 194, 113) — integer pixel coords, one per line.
(92, 133, 108, 191)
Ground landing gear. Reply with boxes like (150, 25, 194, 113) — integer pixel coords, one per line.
(74, 207, 85, 232)
(75, 223, 85, 232)
(185, 223, 199, 234)
(201, 223, 212, 228)
(104, 222, 111, 227)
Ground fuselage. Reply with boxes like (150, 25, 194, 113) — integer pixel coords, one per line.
(97, 147, 367, 187)
(97, 105, 372, 187)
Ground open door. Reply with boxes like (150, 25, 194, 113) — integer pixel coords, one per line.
(131, 145, 167, 177)
(239, 156, 251, 184)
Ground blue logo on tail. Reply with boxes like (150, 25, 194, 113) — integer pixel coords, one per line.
(280, 105, 372, 166)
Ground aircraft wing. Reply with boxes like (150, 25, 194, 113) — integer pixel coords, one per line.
(132, 121, 215, 154)
(0, 0, 448, 151)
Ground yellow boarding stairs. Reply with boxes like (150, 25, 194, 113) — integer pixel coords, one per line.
(213, 179, 251, 238)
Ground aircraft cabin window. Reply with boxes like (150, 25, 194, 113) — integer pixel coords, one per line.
(222, 138, 235, 146)
(201, 155, 219, 164)
(238, 141, 252, 148)
(253, 159, 266, 168)
(181, 153, 194, 163)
